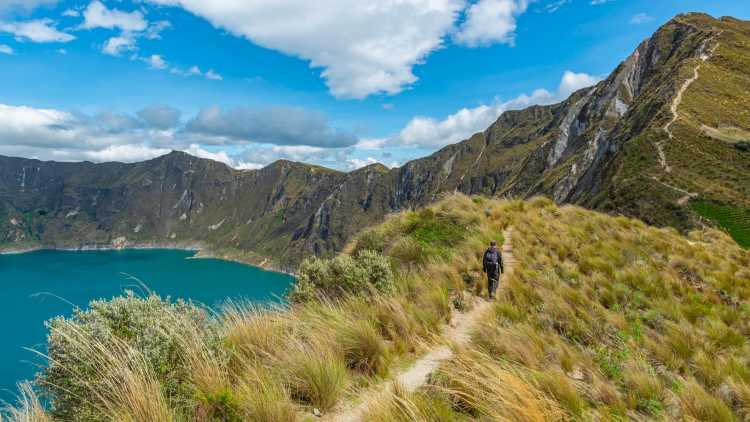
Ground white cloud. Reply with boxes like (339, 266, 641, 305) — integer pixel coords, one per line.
(543, 0, 570, 13)
(182, 144, 234, 165)
(0, 102, 370, 169)
(205, 69, 222, 80)
(590, 0, 614, 4)
(144, 20, 171, 39)
(146, 54, 167, 69)
(0, 43, 12, 54)
(147, 0, 465, 99)
(630, 13, 653, 25)
(185, 106, 358, 148)
(453, 0, 532, 47)
(81, 1, 148, 32)
(83, 144, 170, 162)
(62, 9, 80, 17)
(102, 33, 137, 55)
(0, 0, 58, 14)
(0, 19, 74, 43)
(356, 138, 388, 149)
(347, 157, 381, 170)
(137, 105, 181, 129)
(394, 70, 600, 148)
(558, 70, 600, 97)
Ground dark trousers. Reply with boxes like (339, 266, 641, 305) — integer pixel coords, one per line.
(487, 272, 499, 298)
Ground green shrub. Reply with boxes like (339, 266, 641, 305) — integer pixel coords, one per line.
(40, 292, 217, 421)
(289, 250, 394, 302)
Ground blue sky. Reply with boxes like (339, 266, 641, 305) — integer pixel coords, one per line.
(0, 0, 746, 170)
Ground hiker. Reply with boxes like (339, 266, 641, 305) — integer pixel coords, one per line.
(482, 240, 504, 299)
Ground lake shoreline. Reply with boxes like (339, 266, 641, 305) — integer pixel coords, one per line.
(0, 244, 295, 277)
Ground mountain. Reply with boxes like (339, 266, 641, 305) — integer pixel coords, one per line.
(1, 13, 749, 269)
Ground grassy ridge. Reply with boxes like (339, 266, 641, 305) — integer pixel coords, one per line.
(365, 197, 750, 421)
(4, 194, 750, 421)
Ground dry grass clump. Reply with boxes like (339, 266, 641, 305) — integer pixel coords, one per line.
(435, 351, 565, 421)
(283, 341, 348, 412)
(1, 383, 53, 422)
(362, 383, 463, 422)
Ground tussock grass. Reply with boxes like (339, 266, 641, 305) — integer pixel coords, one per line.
(1, 383, 52, 422)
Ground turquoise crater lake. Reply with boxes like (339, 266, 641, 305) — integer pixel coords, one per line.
(0, 248, 294, 402)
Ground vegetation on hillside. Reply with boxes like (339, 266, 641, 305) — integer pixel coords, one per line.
(365, 196, 750, 421)
(691, 200, 750, 248)
(4, 194, 503, 422)
(4, 194, 749, 421)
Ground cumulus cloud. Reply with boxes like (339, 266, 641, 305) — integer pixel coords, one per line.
(0, 43, 12, 54)
(81, 1, 147, 32)
(102, 33, 137, 56)
(558, 70, 600, 97)
(0, 102, 372, 169)
(82, 144, 170, 162)
(81, 1, 173, 63)
(146, 0, 465, 99)
(145, 54, 167, 69)
(393, 70, 601, 148)
(144, 20, 171, 39)
(204, 69, 222, 80)
(0, 19, 74, 42)
(0, 104, 179, 159)
(185, 106, 359, 148)
(347, 157, 381, 170)
(169, 65, 222, 81)
(137, 105, 181, 129)
(453, 0, 532, 47)
(0, 0, 58, 15)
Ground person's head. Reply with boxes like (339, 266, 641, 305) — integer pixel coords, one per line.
(490, 240, 497, 248)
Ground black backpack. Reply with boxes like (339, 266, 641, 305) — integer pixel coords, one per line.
(483, 248, 499, 269)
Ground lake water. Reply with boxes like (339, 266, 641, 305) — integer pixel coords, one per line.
(0, 249, 294, 402)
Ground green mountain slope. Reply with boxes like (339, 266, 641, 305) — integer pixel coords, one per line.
(1, 13, 749, 268)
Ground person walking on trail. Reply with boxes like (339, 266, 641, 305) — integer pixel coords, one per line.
(482, 240, 504, 299)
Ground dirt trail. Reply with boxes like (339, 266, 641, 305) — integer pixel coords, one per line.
(658, 35, 720, 174)
(324, 229, 516, 422)
(649, 176, 698, 206)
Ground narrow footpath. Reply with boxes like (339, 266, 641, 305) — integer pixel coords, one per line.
(325, 228, 516, 422)
(658, 34, 720, 174)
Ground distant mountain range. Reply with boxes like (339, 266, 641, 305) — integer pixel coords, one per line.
(2, 13, 748, 270)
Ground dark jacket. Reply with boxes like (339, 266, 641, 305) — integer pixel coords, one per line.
(482, 247, 503, 275)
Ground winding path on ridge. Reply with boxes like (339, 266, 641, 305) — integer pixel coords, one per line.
(658, 34, 720, 174)
(323, 228, 516, 422)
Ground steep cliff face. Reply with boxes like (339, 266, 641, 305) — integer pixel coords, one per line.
(1, 13, 748, 268)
